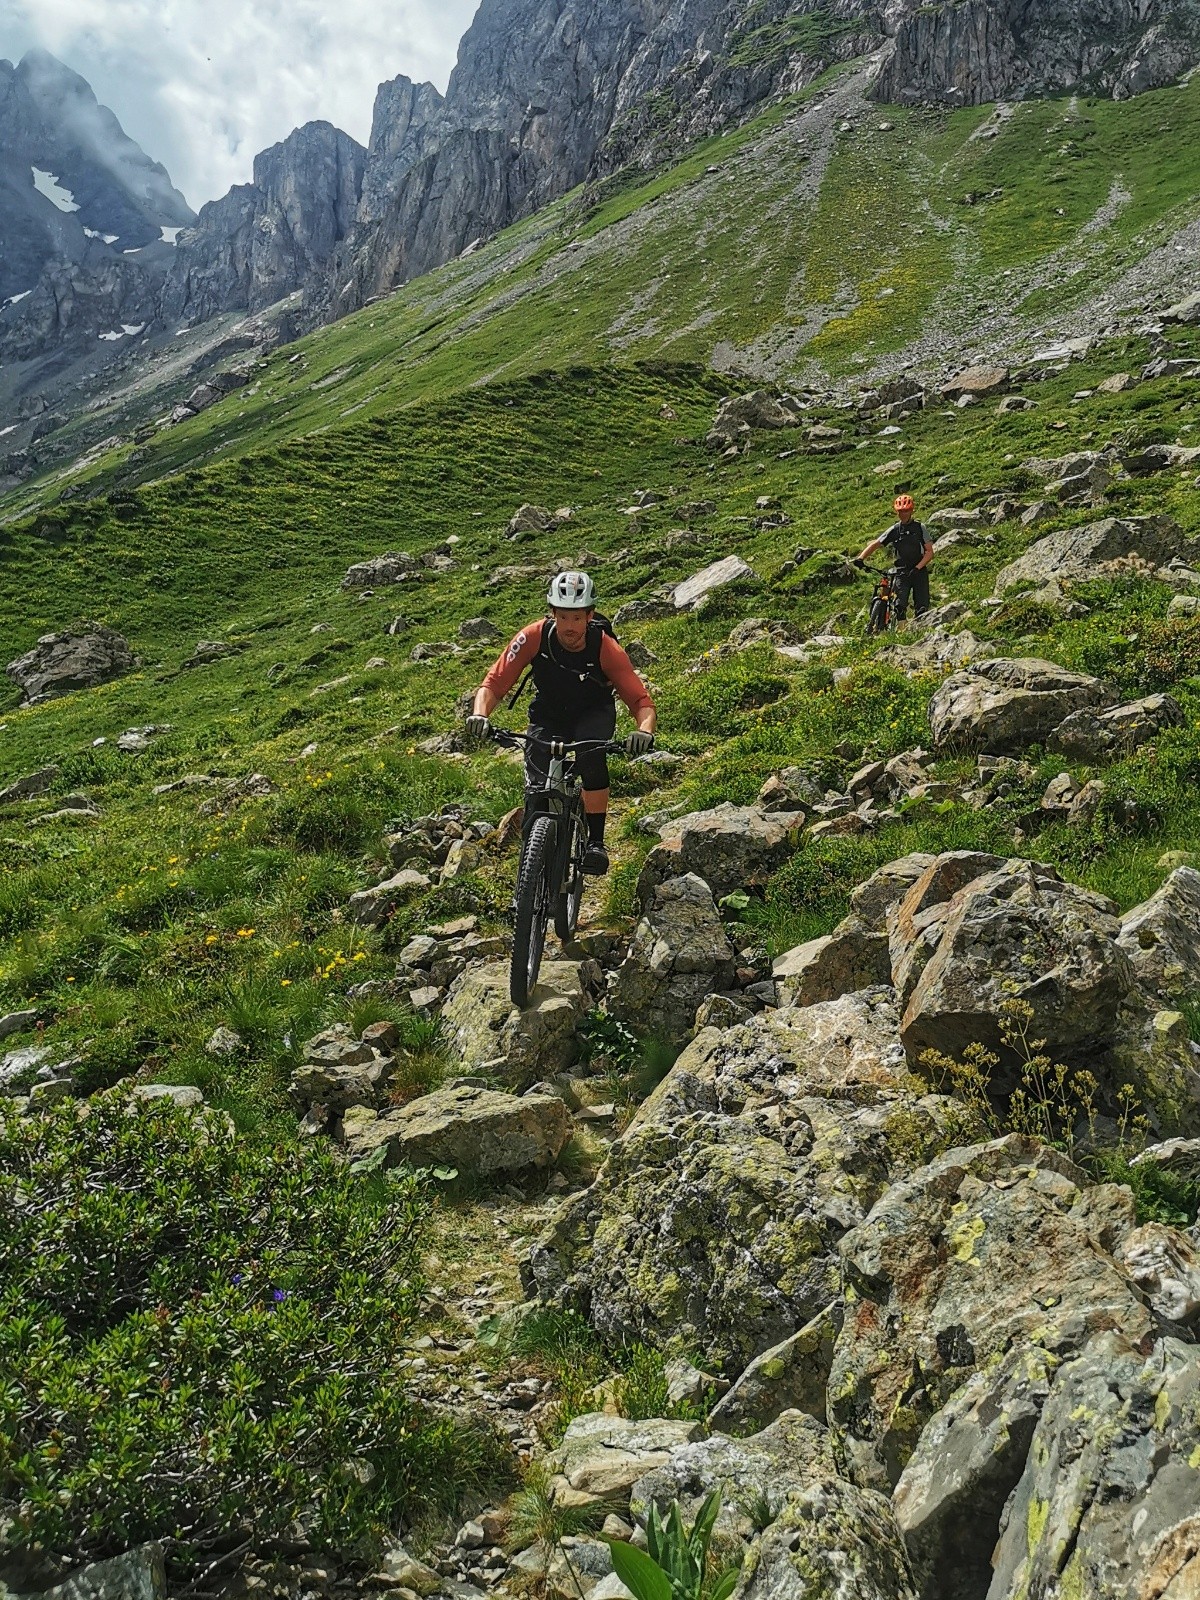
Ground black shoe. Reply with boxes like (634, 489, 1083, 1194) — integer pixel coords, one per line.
(581, 844, 610, 876)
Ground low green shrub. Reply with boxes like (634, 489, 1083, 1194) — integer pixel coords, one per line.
(0, 1093, 497, 1581)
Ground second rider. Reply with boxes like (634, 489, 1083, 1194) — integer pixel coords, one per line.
(466, 571, 657, 877)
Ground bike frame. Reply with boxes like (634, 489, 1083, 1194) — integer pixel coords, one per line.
(521, 745, 582, 902)
(493, 731, 622, 901)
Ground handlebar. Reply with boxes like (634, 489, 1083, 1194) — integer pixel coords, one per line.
(489, 729, 628, 757)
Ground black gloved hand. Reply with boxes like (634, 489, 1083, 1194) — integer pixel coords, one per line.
(465, 713, 492, 744)
(625, 730, 654, 757)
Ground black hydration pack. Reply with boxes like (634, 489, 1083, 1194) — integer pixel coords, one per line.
(507, 614, 618, 713)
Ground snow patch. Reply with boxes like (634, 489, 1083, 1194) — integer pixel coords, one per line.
(160, 226, 183, 245)
(97, 323, 148, 342)
(31, 167, 79, 212)
(83, 227, 120, 244)
(122, 248, 144, 255)
(4, 290, 34, 307)
(0, 424, 17, 438)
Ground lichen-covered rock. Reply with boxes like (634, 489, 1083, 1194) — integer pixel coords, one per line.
(988, 1332, 1200, 1600)
(773, 926, 890, 1008)
(1115, 1221, 1200, 1329)
(340, 551, 421, 588)
(892, 856, 1133, 1076)
(733, 1477, 918, 1600)
(545, 1413, 702, 1504)
(708, 391, 802, 446)
(440, 957, 601, 1085)
(631, 1411, 837, 1542)
(342, 1083, 571, 1176)
(1118, 866, 1200, 1004)
(525, 991, 945, 1370)
(671, 555, 757, 610)
(6, 623, 138, 706)
(1048, 692, 1184, 761)
(892, 1342, 1059, 1600)
(993, 513, 1181, 596)
(608, 874, 737, 1043)
(709, 1304, 843, 1433)
(637, 804, 805, 903)
(346, 867, 431, 926)
(928, 657, 1110, 753)
(828, 1135, 1152, 1490)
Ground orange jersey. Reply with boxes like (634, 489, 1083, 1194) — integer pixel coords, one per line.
(482, 620, 654, 718)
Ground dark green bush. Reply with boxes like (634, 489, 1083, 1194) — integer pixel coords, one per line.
(0, 1094, 493, 1581)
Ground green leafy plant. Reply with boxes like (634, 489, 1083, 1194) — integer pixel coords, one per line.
(607, 1491, 739, 1600)
(918, 997, 1103, 1157)
(0, 1091, 504, 1583)
(507, 1460, 612, 1600)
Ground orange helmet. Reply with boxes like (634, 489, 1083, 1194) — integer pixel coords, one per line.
(893, 494, 915, 513)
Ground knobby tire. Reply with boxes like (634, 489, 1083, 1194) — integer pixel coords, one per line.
(511, 814, 555, 1007)
(554, 805, 586, 943)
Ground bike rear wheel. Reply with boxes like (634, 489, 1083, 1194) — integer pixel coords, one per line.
(553, 804, 586, 943)
(511, 814, 555, 1007)
(868, 596, 888, 635)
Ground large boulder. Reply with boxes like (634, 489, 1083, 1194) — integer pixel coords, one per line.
(631, 1410, 837, 1538)
(828, 1135, 1153, 1492)
(940, 365, 1008, 399)
(342, 1084, 571, 1176)
(708, 1304, 842, 1433)
(988, 1332, 1200, 1600)
(346, 867, 431, 926)
(708, 391, 802, 446)
(928, 657, 1111, 752)
(993, 513, 1181, 596)
(637, 804, 805, 903)
(1048, 692, 1184, 761)
(1117, 866, 1200, 1003)
(340, 551, 421, 588)
(440, 958, 601, 1085)
(6, 623, 137, 705)
(608, 874, 737, 1042)
(671, 556, 756, 610)
(525, 991, 940, 1371)
(773, 928, 891, 1008)
(893, 1341, 1059, 1600)
(545, 1414, 703, 1504)
(734, 1478, 918, 1600)
(892, 855, 1133, 1075)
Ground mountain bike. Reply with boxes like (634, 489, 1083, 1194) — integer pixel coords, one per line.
(860, 563, 903, 635)
(489, 729, 627, 1007)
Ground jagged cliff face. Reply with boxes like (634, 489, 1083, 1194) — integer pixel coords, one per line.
(325, 0, 1200, 316)
(163, 121, 366, 324)
(5, 0, 1200, 394)
(876, 0, 1200, 103)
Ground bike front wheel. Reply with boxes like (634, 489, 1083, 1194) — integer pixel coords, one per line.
(553, 805, 586, 943)
(511, 814, 555, 1007)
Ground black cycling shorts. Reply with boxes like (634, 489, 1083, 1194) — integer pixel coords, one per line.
(525, 701, 617, 792)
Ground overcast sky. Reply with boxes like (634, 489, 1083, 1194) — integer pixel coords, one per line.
(0, 0, 479, 210)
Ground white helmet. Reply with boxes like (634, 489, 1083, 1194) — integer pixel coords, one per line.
(547, 570, 596, 609)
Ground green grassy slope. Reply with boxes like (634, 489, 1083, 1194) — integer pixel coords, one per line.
(7, 68, 1200, 524)
(3, 316, 1200, 1127)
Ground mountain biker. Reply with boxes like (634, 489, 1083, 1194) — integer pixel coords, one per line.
(466, 572, 657, 876)
(855, 494, 934, 620)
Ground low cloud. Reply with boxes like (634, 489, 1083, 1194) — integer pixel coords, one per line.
(0, 0, 479, 208)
